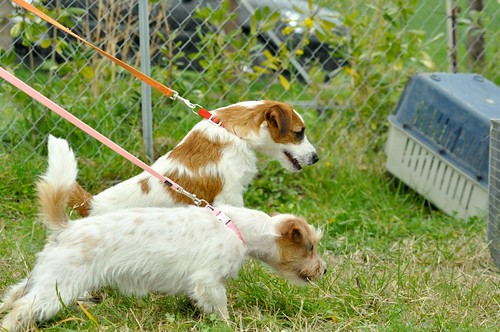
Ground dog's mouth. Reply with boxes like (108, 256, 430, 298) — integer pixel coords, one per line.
(284, 150, 302, 171)
(299, 273, 312, 283)
(298, 266, 326, 283)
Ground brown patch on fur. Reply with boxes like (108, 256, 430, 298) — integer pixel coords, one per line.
(36, 181, 72, 231)
(68, 183, 93, 217)
(139, 178, 151, 194)
(163, 170, 223, 205)
(215, 100, 305, 143)
(134, 218, 145, 226)
(80, 234, 99, 259)
(276, 217, 324, 282)
(168, 130, 228, 171)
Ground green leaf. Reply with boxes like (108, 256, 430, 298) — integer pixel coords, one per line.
(10, 21, 24, 38)
(315, 28, 327, 43)
(420, 51, 435, 69)
(263, 49, 274, 60)
(0, 50, 15, 66)
(1, 82, 13, 93)
(23, 26, 35, 43)
(253, 65, 270, 75)
(40, 39, 52, 49)
(80, 66, 95, 82)
(278, 74, 290, 90)
(65, 7, 87, 16)
(260, 10, 280, 32)
(55, 41, 65, 54)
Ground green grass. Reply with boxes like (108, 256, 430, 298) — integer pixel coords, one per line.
(1, 150, 499, 331)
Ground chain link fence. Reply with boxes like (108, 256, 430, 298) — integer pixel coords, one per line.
(0, 0, 499, 182)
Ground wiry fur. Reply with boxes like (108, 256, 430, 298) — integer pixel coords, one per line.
(0, 138, 326, 331)
(65, 100, 319, 216)
(36, 136, 78, 232)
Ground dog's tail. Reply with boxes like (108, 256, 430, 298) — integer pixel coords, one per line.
(36, 135, 79, 232)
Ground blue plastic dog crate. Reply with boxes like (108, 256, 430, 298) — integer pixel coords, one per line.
(386, 73, 500, 218)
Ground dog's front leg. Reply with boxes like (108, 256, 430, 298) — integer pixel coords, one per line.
(189, 280, 229, 319)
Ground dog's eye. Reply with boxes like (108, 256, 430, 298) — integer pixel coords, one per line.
(295, 128, 305, 141)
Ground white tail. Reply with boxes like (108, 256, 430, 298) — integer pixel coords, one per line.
(36, 135, 78, 232)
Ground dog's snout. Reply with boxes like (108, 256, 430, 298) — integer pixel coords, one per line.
(323, 267, 327, 275)
(311, 153, 319, 165)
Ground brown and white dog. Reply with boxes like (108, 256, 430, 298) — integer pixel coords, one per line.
(64, 100, 319, 217)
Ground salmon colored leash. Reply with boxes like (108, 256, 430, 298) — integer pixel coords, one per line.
(10, 0, 223, 127)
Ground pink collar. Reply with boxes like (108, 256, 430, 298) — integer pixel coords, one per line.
(205, 205, 245, 243)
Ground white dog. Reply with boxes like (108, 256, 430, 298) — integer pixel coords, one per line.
(0, 135, 326, 331)
(64, 100, 319, 217)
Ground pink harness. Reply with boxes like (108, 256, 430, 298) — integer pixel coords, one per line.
(0, 67, 243, 243)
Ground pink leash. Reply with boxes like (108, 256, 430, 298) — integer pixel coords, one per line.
(0, 67, 244, 243)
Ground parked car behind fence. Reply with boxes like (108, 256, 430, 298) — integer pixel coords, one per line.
(5, 0, 347, 82)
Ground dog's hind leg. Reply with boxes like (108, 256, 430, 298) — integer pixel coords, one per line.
(1, 285, 78, 331)
(0, 278, 28, 313)
(1, 270, 90, 331)
(1, 296, 39, 332)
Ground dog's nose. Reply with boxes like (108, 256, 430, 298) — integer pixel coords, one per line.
(323, 267, 327, 275)
(311, 153, 319, 165)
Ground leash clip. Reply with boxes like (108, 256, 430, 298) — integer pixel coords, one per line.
(174, 186, 206, 206)
(175, 95, 202, 113)
(205, 204, 245, 243)
(205, 204, 230, 224)
(169, 90, 179, 101)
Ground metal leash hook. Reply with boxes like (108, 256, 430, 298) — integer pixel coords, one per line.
(172, 94, 202, 115)
(174, 186, 206, 207)
(168, 90, 179, 101)
(173, 184, 231, 225)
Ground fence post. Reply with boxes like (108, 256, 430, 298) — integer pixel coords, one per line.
(0, 0, 14, 52)
(446, 0, 459, 73)
(138, 0, 154, 163)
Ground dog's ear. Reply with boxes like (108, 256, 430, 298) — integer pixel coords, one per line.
(280, 218, 306, 244)
(265, 104, 291, 138)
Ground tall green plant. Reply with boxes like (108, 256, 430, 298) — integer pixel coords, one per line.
(306, 0, 436, 149)
(186, 0, 301, 102)
(10, 0, 85, 70)
(3, 1, 88, 146)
